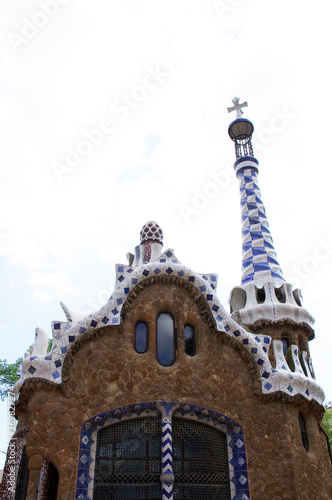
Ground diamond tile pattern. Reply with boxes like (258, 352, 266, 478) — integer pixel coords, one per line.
(238, 168, 285, 285)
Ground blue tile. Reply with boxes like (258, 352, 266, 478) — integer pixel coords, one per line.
(230, 453, 247, 471)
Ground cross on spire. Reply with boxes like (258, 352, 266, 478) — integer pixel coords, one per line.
(227, 97, 248, 119)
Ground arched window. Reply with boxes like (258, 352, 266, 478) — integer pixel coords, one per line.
(134, 321, 148, 353)
(78, 403, 249, 499)
(184, 324, 196, 356)
(93, 417, 162, 499)
(156, 312, 175, 366)
(299, 412, 309, 452)
(15, 446, 29, 500)
(93, 414, 231, 500)
(172, 417, 231, 499)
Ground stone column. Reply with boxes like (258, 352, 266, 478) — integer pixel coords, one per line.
(26, 455, 43, 500)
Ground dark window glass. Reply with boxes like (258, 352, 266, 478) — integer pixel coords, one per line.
(184, 325, 196, 356)
(156, 313, 175, 366)
(282, 335, 289, 355)
(15, 446, 29, 500)
(172, 418, 231, 499)
(299, 412, 309, 452)
(93, 417, 162, 499)
(45, 462, 59, 500)
(135, 322, 148, 353)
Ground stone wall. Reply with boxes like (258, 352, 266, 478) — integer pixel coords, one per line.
(13, 282, 332, 499)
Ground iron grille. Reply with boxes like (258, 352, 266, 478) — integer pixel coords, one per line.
(15, 446, 29, 500)
(93, 417, 162, 499)
(172, 417, 231, 500)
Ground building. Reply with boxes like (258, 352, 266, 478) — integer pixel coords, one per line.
(1, 101, 331, 499)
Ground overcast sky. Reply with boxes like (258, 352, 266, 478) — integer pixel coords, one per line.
(1, 0, 332, 466)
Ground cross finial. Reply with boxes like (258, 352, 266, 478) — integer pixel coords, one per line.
(227, 97, 248, 119)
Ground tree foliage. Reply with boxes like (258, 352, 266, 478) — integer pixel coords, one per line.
(0, 357, 23, 400)
(323, 402, 332, 451)
(0, 339, 53, 400)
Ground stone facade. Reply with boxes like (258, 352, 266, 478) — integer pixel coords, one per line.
(1, 278, 329, 498)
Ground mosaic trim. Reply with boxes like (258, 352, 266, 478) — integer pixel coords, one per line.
(0, 427, 29, 499)
(38, 460, 50, 499)
(76, 402, 250, 500)
(235, 163, 285, 286)
(156, 403, 179, 499)
(15, 249, 324, 405)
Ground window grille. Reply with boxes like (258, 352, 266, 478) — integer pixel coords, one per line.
(93, 417, 162, 499)
(172, 417, 231, 500)
(93, 415, 231, 500)
(15, 446, 29, 500)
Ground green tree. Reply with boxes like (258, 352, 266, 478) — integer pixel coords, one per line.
(0, 357, 23, 400)
(323, 402, 332, 451)
(0, 339, 53, 400)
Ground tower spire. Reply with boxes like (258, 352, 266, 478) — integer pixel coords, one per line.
(228, 98, 313, 327)
(228, 98, 284, 286)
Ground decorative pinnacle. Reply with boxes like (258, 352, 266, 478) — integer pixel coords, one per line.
(227, 97, 248, 119)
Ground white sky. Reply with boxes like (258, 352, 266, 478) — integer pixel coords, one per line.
(1, 0, 332, 467)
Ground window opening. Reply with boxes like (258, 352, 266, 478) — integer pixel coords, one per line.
(256, 286, 265, 304)
(275, 285, 286, 303)
(93, 417, 162, 499)
(156, 312, 175, 366)
(299, 412, 309, 452)
(281, 335, 289, 356)
(134, 322, 148, 354)
(45, 462, 59, 500)
(172, 417, 231, 499)
(184, 324, 196, 356)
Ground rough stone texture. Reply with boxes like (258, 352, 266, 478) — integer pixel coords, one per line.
(11, 282, 332, 498)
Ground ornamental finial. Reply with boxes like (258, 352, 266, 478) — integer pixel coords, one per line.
(227, 97, 248, 119)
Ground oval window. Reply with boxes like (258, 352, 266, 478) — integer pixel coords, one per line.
(184, 324, 196, 356)
(135, 322, 148, 353)
(157, 313, 175, 366)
